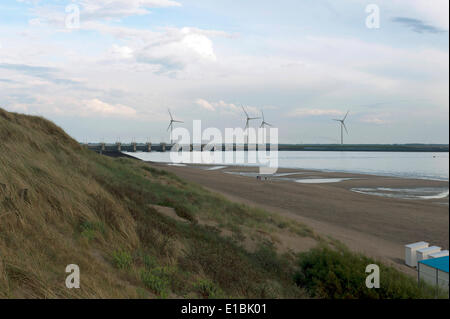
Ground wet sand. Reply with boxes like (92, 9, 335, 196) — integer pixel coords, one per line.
(147, 162, 449, 274)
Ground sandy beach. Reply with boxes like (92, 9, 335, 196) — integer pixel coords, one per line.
(148, 162, 449, 275)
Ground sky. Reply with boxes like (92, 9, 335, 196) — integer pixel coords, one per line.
(0, 0, 448, 144)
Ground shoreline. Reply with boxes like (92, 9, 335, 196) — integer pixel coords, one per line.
(144, 161, 449, 276)
(120, 150, 449, 182)
(159, 161, 450, 182)
(138, 160, 449, 182)
(151, 161, 449, 205)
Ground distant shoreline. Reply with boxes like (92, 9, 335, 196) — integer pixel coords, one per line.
(95, 149, 449, 181)
(85, 143, 449, 153)
(276, 144, 449, 152)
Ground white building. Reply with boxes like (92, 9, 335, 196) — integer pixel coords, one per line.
(429, 250, 449, 259)
(405, 242, 429, 267)
(416, 246, 441, 266)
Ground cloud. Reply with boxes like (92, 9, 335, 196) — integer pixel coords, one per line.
(8, 103, 29, 113)
(15, 2, 230, 74)
(196, 99, 239, 112)
(0, 63, 54, 75)
(0, 79, 17, 84)
(0, 63, 80, 86)
(395, 0, 449, 30)
(195, 99, 259, 115)
(392, 17, 446, 34)
(79, 0, 181, 20)
(288, 108, 344, 118)
(28, 18, 44, 26)
(81, 99, 137, 117)
(134, 27, 219, 72)
(15, 0, 42, 3)
(359, 114, 392, 125)
(26, 0, 182, 28)
(86, 25, 226, 73)
(29, 0, 181, 23)
(196, 98, 215, 111)
(110, 44, 134, 59)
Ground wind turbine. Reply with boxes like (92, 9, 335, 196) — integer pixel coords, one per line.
(241, 105, 260, 130)
(259, 110, 272, 128)
(167, 109, 183, 144)
(333, 111, 350, 145)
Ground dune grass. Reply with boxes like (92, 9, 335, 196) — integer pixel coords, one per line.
(0, 108, 307, 298)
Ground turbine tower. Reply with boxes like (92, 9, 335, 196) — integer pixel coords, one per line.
(333, 111, 350, 145)
(259, 110, 272, 128)
(167, 109, 183, 144)
(241, 105, 260, 146)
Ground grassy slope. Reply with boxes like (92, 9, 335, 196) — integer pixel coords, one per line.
(0, 108, 312, 298)
(0, 109, 442, 299)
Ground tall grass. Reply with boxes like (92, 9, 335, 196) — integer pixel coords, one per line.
(0, 108, 306, 298)
(294, 246, 446, 299)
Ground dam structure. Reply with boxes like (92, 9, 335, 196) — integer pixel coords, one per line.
(83, 142, 273, 154)
(83, 142, 449, 154)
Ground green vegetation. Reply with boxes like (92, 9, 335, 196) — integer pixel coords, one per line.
(112, 250, 133, 270)
(79, 220, 105, 242)
(140, 267, 172, 298)
(0, 108, 442, 299)
(294, 246, 446, 299)
(0, 108, 308, 298)
(193, 279, 226, 299)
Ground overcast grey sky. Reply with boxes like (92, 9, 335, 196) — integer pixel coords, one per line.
(0, 0, 448, 144)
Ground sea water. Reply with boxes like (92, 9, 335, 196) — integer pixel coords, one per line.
(126, 151, 449, 181)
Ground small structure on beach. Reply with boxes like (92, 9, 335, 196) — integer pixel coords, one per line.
(417, 246, 442, 266)
(418, 256, 449, 291)
(429, 250, 449, 259)
(405, 242, 429, 267)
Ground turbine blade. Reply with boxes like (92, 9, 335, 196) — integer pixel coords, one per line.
(168, 108, 173, 120)
(241, 105, 249, 118)
(261, 110, 265, 121)
(173, 120, 183, 123)
(167, 123, 172, 131)
(265, 122, 273, 127)
(343, 123, 349, 134)
(343, 110, 349, 122)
